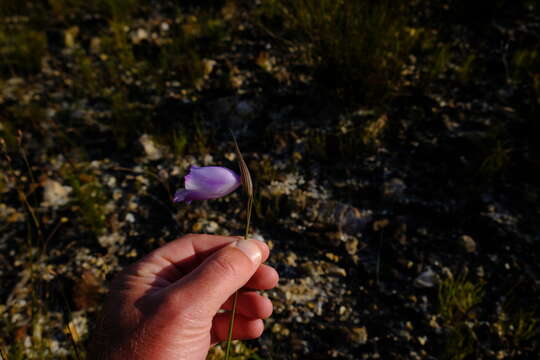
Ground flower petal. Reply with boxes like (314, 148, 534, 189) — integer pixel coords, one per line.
(185, 166, 241, 195)
(173, 166, 241, 203)
(173, 189, 209, 204)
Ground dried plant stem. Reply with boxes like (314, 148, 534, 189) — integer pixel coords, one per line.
(20, 191, 43, 240)
(225, 195, 253, 360)
(225, 290, 239, 359)
(17, 132, 36, 185)
(245, 196, 253, 240)
(226, 131, 254, 360)
(1, 143, 43, 241)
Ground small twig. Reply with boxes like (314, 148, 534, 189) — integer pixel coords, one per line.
(66, 323, 82, 360)
(17, 130, 36, 184)
(42, 218, 67, 254)
(0, 346, 7, 360)
(376, 229, 384, 286)
(1, 140, 43, 241)
(60, 285, 82, 360)
(19, 190, 43, 240)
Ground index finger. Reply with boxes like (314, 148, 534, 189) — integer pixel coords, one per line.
(134, 234, 270, 283)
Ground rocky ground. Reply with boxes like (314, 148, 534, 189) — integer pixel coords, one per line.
(1, 1, 540, 359)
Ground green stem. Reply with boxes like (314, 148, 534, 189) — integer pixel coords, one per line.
(225, 195, 253, 360)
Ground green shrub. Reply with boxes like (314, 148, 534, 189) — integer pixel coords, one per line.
(259, 0, 417, 105)
(159, 11, 226, 89)
(63, 165, 108, 237)
(0, 26, 47, 74)
(101, 21, 137, 75)
(48, 0, 140, 21)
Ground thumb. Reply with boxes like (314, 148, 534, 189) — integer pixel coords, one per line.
(167, 239, 264, 317)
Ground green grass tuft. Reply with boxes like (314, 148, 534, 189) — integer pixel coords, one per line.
(259, 0, 418, 105)
(438, 273, 484, 360)
(62, 164, 108, 237)
(0, 26, 47, 74)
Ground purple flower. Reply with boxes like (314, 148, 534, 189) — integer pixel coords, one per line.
(173, 166, 241, 204)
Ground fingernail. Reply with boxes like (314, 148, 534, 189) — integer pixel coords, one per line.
(234, 240, 262, 264)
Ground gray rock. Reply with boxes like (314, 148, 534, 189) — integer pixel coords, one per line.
(305, 199, 373, 235)
(414, 267, 438, 288)
(383, 178, 407, 200)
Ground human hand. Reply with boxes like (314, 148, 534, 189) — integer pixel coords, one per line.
(87, 234, 279, 360)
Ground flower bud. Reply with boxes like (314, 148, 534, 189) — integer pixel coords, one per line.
(173, 166, 241, 204)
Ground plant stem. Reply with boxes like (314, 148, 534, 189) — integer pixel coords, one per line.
(66, 323, 82, 360)
(225, 290, 239, 359)
(245, 196, 253, 239)
(225, 195, 253, 360)
(226, 131, 254, 360)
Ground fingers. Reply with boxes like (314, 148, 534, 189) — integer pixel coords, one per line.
(211, 313, 264, 343)
(163, 239, 267, 318)
(221, 291, 273, 319)
(134, 234, 270, 283)
(245, 264, 279, 290)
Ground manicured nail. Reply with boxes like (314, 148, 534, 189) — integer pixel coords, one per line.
(234, 240, 262, 264)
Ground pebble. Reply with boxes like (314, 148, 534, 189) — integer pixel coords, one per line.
(383, 178, 407, 199)
(139, 134, 163, 160)
(460, 235, 477, 253)
(236, 100, 254, 117)
(349, 326, 368, 344)
(98, 233, 125, 248)
(202, 59, 217, 78)
(106, 176, 117, 187)
(476, 266, 485, 278)
(132, 28, 149, 44)
(399, 329, 412, 341)
(203, 221, 219, 233)
(42, 179, 72, 207)
(414, 267, 438, 288)
(345, 236, 359, 255)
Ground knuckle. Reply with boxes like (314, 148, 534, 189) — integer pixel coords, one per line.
(158, 292, 182, 314)
(210, 252, 240, 279)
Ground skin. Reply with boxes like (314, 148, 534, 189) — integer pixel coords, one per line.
(87, 234, 279, 360)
